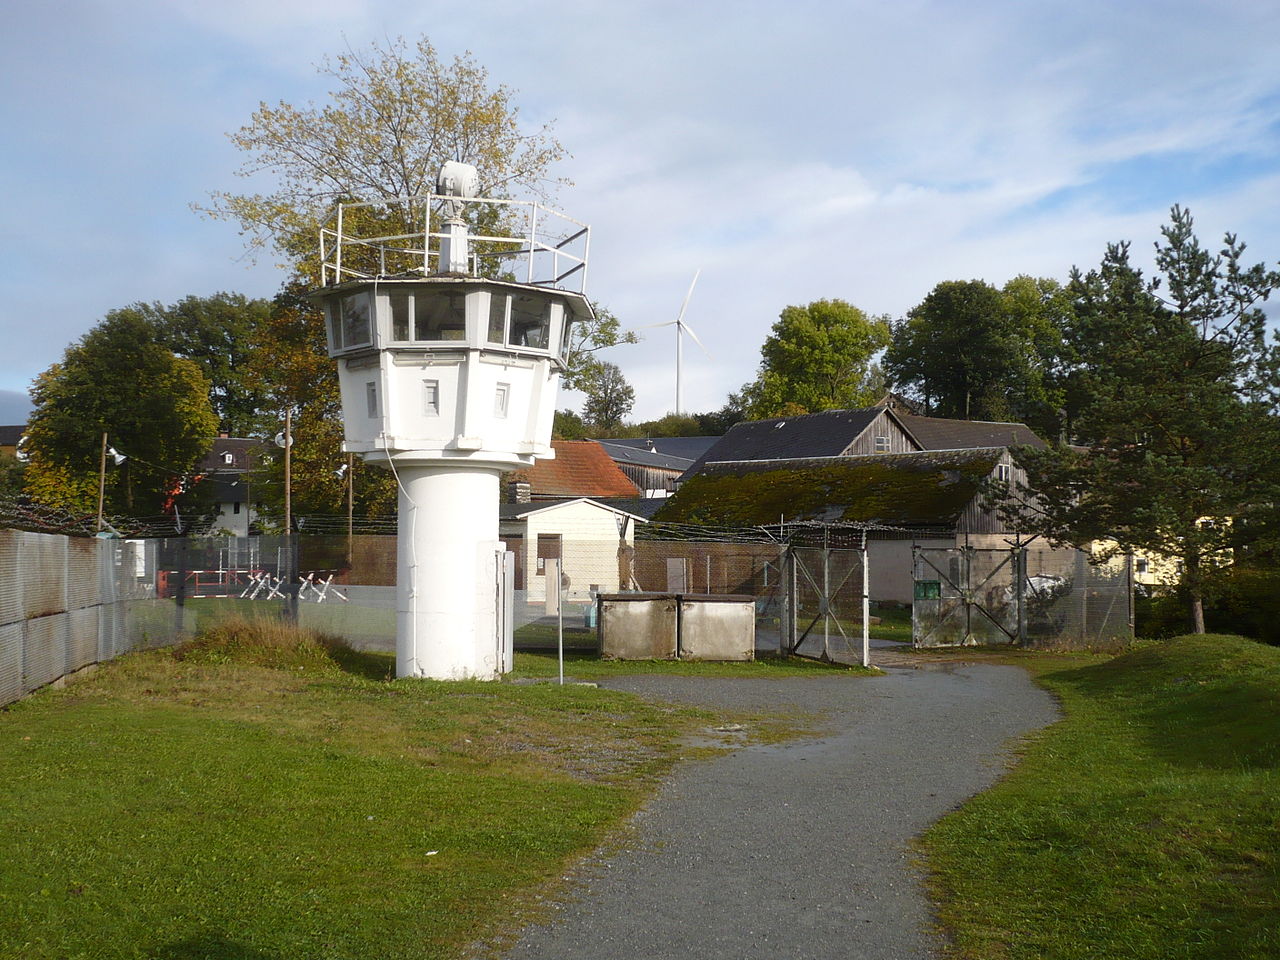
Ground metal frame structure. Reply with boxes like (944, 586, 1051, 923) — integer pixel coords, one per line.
(318, 194, 590, 294)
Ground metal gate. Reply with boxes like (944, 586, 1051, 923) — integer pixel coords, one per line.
(912, 545, 1022, 647)
(782, 532, 870, 666)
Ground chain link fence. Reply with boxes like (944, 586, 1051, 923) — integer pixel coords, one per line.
(912, 542, 1134, 649)
(2, 523, 1136, 705)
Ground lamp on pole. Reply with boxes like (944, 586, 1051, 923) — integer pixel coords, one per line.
(95, 433, 126, 533)
(96, 432, 108, 533)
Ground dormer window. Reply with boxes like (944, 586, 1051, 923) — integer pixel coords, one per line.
(223, 452, 234, 465)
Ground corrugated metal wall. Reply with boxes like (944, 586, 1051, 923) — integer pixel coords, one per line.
(0, 530, 153, 707)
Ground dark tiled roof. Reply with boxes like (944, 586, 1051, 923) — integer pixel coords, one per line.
(683, 409, 883, 478)
(507, 440, 640, 499)
(600, 436, 720, 462)
(655, 449, 1003, 528)
(0, 424, 25, 446)
(596, 440, 693, 472)
(897, 414, 1045, 450)
(198, 436, 266, 471)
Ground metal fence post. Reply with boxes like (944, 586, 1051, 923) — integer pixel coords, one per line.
(860, 529, 870, 668)
(1077, 549, 1089, 645)
(1015, 545, 1028, 647)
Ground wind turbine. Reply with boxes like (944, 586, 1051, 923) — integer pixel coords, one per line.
(646, 269, 710, 415)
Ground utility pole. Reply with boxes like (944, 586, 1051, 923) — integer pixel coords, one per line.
(96, 432, 108, 533)
(283, 408, 292, 537)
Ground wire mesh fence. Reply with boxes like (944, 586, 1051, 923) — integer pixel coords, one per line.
(1, 522, 1135, 705)
(911, 542, 1133, 649)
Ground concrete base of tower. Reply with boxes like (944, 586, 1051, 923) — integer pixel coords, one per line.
(393, 463, 505, 680)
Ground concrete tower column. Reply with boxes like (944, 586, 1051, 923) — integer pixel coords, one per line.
(394, 464, 502, 680)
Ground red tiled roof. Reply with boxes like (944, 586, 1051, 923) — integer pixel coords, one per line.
(508, 441, 640, 499)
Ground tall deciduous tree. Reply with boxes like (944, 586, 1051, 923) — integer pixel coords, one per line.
(563, 301, 638, 393)
(23, 311, 219, 517)
(739, 300, 890, 419)
(582, 362, 636, 430)
(886, 277, 1066, 431)
(202, 36, 567, 263)
(1005, 207, 1280, 633)
(143, 293, 272, 435)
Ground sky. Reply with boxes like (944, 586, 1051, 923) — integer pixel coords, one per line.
(2, 0, 1278, 424)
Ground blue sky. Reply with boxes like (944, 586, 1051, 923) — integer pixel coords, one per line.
(2, 0, 1278, 423)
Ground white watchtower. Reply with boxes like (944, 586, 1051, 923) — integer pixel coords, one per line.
(312, 163, 593, 679)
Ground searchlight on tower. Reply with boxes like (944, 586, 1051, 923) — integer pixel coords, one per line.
(312, 164, 593, 680)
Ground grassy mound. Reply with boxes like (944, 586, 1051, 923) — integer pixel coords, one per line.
(924, 634, 1280, 960)
(174, 615, 391, 679)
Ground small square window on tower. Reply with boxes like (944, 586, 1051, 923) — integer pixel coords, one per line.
(423, 379, 440, 416)
(366, 381, 379, 418)
(494, 382, 511, 418)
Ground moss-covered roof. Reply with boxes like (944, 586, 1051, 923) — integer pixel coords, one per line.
(654, 449, 1003, 527)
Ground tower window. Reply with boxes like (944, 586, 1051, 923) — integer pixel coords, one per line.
(487, 294, 508, 345)
(340, 293, 371, 348)
(366, 381, 379, 418)
(414, 292, 466, 341)
(423, 379, 440, 416)
(494, 382, 510, 418)
(509, 296, 550, 349)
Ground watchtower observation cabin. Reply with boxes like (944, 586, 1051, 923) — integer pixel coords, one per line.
(312, 162, 593, 679)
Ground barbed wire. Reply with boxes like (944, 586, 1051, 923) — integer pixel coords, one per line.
(0, 496, 185, 539)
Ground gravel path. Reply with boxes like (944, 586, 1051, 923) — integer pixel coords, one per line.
(498, 660, 1059, 960)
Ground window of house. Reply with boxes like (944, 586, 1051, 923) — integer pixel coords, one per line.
(873, 435, 890, 453)
(1136, 558, 1149, 575)
(997, 463, 1011, 482)
(423, 379, 440, 416)
(233, 502, 241, 515)
(366, 381, 379, 418)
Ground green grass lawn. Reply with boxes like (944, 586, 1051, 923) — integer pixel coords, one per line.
(922, 634, 1280, 960)
(0, 621, 754, 960)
